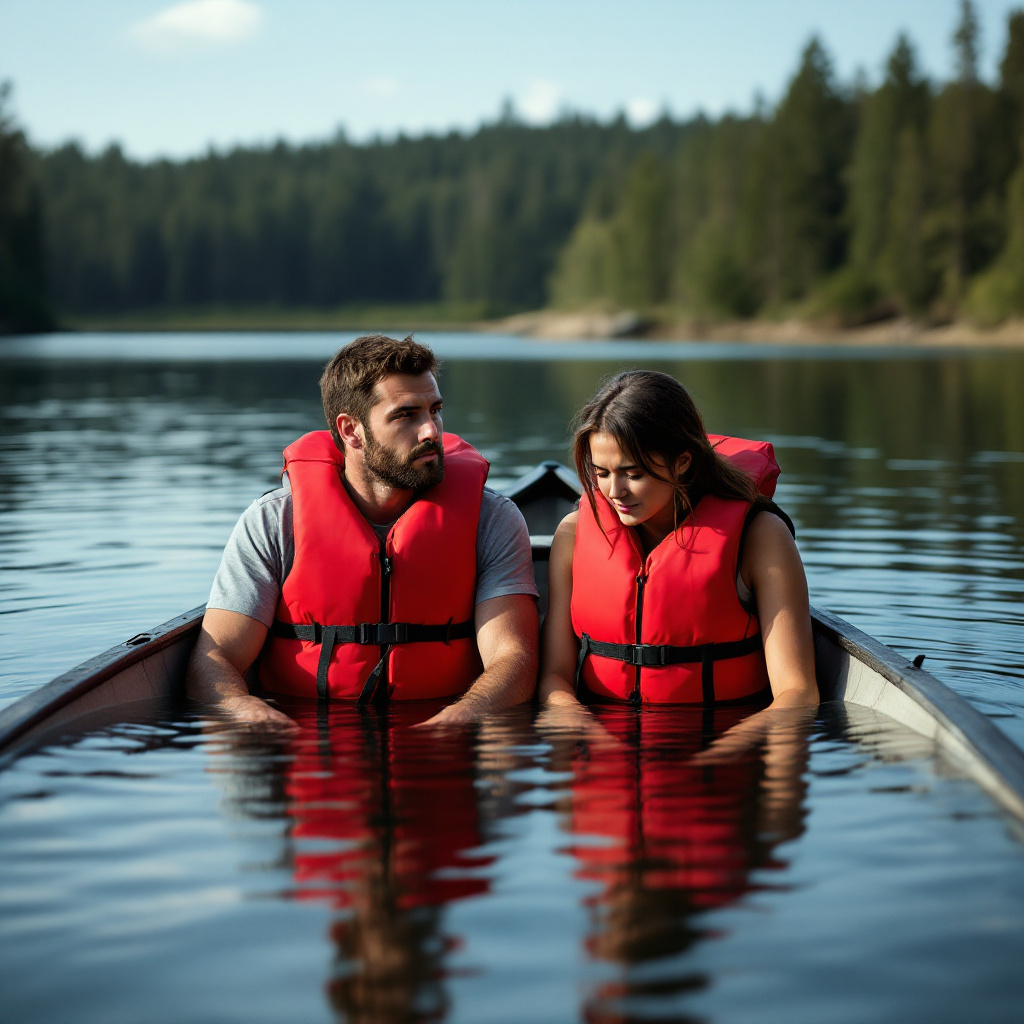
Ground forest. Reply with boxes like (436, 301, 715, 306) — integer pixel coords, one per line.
(2, 1, 1024, 334)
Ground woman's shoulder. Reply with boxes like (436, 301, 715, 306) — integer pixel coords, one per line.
(745, 497, 795, 537)
(549, 509, 578, 552)
(742, 505, 799, 566)
(545, 510, 579, 592)
(553, 508, 579, 542)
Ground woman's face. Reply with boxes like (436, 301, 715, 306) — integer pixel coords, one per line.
(589, 432, 689, 537)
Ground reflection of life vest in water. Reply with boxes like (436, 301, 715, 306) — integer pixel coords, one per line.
(565, 708, 769, 919)
(571, 435, 781, 704)
(260, 430, 487, 702)
(285, 706, 492, 909)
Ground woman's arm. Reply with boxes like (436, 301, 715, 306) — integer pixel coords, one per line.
(538, 511, 581, 706)
(741, 511, 819, 708)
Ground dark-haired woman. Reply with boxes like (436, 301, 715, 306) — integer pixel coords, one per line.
(539, 370, 818, 713)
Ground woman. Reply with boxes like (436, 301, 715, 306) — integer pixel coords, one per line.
(540, 370, 818, 712)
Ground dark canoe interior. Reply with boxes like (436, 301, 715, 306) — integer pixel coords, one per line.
(2, 462, 1023, 822)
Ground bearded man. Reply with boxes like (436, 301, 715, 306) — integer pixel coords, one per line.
(187, 334, 538, 726)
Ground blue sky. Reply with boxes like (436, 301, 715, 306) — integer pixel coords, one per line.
(1, 0, 1021, 160)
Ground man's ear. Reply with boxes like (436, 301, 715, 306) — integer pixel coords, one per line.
(336, 413, 364, 451)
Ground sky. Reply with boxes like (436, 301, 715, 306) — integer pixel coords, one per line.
(1, 0, 1022, 161)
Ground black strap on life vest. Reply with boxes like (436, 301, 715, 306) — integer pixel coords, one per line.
(271, 619, 474, 703)
(574, 631, 763, 705)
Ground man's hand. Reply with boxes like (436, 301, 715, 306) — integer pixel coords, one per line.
(219, 693, 297, 729)
(418, 700, 482, 728)
(186, 608, 296, 729)
(418, 593, 538, 727)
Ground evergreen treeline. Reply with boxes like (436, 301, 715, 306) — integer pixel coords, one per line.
(34, 113, 698, 320)
(6, 1, 1024, 330)
(552, 3, 1024, 326)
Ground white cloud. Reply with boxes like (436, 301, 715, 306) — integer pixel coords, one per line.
(130, 0, 262, 53)
(625, 97, 660, 127)
(518, 80, 562, 125)
(362, 76, 401, 99)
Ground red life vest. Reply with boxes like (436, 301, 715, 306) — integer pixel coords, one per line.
(259, 430, 488, 702)
(570, 435, 780, 704)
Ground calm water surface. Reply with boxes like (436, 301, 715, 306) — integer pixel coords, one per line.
(1, 332, 1023, 1022)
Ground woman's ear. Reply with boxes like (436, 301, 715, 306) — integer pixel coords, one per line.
(675, 452, 693, 478)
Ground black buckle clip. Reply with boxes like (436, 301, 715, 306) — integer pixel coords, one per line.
(629, 644, 665, 666)
(358, 622, 409, 644)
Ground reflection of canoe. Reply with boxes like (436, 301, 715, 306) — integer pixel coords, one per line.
(2, 462, 1024, 821)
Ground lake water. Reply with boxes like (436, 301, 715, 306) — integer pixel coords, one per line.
(1, 332, 1023, 1022)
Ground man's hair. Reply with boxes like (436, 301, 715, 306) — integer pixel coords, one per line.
(320, 334, 438, 450)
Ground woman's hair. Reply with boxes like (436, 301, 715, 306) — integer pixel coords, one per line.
(571, 369, 757, 529)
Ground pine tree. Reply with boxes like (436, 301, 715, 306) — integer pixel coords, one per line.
(880, 126, 934, 313)
(929, 0, 997, 308)
(675, 117, 761, 316)
(0, 82, 51, 332)
(739, 38, 853, 306)
(548, 217, 616, 308)
(966, 153, 1024, 323)
(994, 12, 1024, 193)
(967, 9, 1024, 324)
(608, 151, 674, 308)
(846, 35, 930, 273)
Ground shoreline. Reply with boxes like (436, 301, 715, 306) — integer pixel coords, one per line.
(10, 307, 1024, 348)
(482, 310, 1024, 347)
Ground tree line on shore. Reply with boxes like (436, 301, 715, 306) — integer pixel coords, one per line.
(2, 1, 1024, 334)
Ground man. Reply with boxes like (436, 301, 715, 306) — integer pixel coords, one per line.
(187, 334, 538, 726)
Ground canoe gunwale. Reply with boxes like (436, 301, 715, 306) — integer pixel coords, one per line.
(812, 603, 1024, 820)
(0, 605, 205, 754)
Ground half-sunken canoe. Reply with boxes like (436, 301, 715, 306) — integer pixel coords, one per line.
(2, 462, 1023, 822)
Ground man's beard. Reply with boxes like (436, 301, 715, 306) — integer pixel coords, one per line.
(362, 425, 445, 492)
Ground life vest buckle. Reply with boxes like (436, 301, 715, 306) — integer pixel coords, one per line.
(629, 643, 666, 666)
(358, 622, 409, 644)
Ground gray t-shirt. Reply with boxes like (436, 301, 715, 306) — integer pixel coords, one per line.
(208, 482, 537, 626)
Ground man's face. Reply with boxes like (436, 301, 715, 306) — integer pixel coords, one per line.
(360, 372, 445, 492)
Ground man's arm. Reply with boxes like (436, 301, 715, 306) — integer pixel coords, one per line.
(416, 490, 539, 726)
(419, 593, 539, 726)
(187, 488, 295, 726)
(186, 608, 295, 726)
